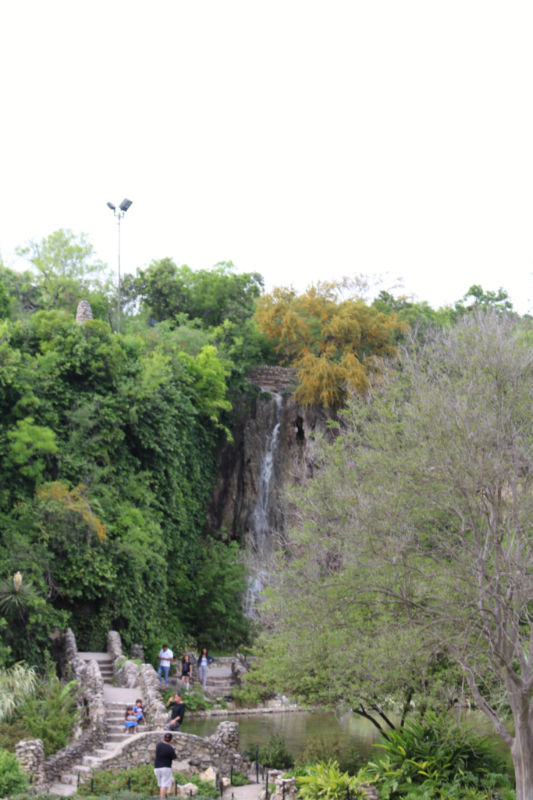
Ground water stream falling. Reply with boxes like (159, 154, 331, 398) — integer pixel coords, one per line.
(252, 391, 282, 558)
(245, 391, 283, 615)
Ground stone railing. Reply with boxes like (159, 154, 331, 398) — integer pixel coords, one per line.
(107, 631, 166, 725)
(15, 739, 46, 793)
(231, 653, 254, 686)
(78, 722, 249, 782)
(138, 663, 167, 727)
(44, 628, 107, 784)
(108, 630, 141, 688)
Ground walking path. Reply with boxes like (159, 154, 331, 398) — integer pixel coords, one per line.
(48, 653, 146, 796)
(48, 652, 264, 800)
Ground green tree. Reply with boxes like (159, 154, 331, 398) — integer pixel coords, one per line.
(0, 308, 242, 655)
(123, 258, 263, 328)
(262, 311, 533, 800)
(455, 283, 514, 313)
(15, 229, 114, 319)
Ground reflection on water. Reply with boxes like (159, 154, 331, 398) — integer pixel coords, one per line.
(184, 709, 513, 772)
(183, 710, 381, 762)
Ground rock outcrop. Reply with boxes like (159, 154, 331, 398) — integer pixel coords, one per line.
(75, 300, 93, 323)
(208, 368, 332, 552)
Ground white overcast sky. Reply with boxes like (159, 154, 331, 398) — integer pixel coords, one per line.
(1, 1, 533, 312)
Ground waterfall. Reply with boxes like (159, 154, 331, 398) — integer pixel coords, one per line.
(251, 391, 282, 558)
(245, 391, 283, 615)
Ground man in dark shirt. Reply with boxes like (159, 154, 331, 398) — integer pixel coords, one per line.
(154, 733, 177, 798)
(166, 693, 186, 730)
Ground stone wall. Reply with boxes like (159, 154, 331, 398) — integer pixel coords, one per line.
(249, 366, 297, 390)
(208, 384, 331, 551)
(44, 629, 107, 784)
(108, 629, 141, 688)
(78, 722, 248, 783)
(107, 630, 167, 725)
(138, 664, 168, 727)
(15, 739, 46, 793)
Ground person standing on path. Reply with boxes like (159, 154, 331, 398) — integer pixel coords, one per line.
(154, 733, 177, 797)
(197, 647, 213, 692)
(180, 654, 192, 692)
(157, 644, 174, 686)
(154, 732, 177, 798)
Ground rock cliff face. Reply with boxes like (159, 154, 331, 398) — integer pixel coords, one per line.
(208, 367, 332, 589)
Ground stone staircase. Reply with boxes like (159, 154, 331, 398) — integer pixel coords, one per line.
(169, 658, 237, 698)
(203, 661, 238, 697)
(48, 654, 136, 796)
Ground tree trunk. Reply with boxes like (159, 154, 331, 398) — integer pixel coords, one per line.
(511, 727, 533, 800)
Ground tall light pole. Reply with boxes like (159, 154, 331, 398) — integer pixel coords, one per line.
(106, 198, 132, 333)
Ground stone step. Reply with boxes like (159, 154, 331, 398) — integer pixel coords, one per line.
(108, 732, 130, 742)
(94, 746, 118, 757)
(49, 781, 77, 796)
(82, 755, 104, 767)
(60, 771, 80, 786)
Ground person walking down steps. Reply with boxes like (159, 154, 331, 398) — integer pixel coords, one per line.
(197, 647, 213, 691)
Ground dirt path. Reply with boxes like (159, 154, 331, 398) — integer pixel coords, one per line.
(226, 781, 265, 800)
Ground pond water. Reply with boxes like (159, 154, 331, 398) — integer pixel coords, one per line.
(183, 709, 513, 770)
(183, 710, 382, 763)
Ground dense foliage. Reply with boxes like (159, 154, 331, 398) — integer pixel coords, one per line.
(0, 665, 79, 756)
(0, 232, 262, 663)
(255, 312, 533, 796)
(76, 764, 220, 797)
(255, 280, 404, 406)
(358, 714, 512, 798)
(0, 749, 28, 796)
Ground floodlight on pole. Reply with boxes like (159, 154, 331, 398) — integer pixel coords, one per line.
(106, 198, 132, 333)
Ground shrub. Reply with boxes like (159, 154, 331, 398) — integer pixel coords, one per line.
(297, 733, 361, 774)
(76, 765, 221, 798)
(0, 749, 28, 796)
(296, 760, 367, 800)
(246, 733, 294, 770)
(0, 663, 37, 722)
(183, 687, 216, 711)
(358, 713, 513, 798)
(0, 670, 79, 756)
(77, 764, 158, 795)
(230, 771, 250, 786)
(175, 771, 220, 798)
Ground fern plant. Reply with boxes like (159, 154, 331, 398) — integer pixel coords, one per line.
(297, 760, 368, 800)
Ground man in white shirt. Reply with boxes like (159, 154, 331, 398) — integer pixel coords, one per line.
(157, 644, 174, 686)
